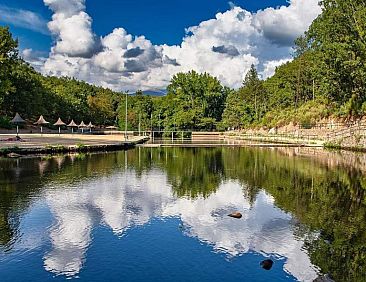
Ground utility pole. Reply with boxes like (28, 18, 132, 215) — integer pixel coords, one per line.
(125, 91, 128, 140)
(139, 112, 141, 136)
(151, 113, 153, 140)
(158, 112, 161, 132)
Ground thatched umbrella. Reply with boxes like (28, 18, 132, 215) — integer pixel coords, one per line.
(34, 115, 49, 134)
(87, 122, 94, 133)
(67, 120, 78, 133)
(10, 113, 25, 137)
(54, 118, 66, 135)
(79, 121, 87, 134)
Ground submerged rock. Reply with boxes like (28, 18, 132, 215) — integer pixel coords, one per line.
(228, 212, 242, 219)
(260, 259, 273, 270)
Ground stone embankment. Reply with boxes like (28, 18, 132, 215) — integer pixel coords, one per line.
(324, 123, 366, 151)
(223, 132, 325, 147)
(225, 121, 366, 151)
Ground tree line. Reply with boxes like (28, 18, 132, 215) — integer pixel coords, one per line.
(1, 0, 365, 130)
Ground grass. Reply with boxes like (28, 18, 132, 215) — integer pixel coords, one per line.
(76, 143, 86, 149)
(45, 144, 68, 152)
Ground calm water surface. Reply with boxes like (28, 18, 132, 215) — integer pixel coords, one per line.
(1, 147, 366, 281)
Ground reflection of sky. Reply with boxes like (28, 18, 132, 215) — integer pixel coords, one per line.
(163, 182, 318, 281)
(8, 168, 318, 281)
(43, 169, 173, 277)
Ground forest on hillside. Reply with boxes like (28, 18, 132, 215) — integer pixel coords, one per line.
(0, 0, 365, 131)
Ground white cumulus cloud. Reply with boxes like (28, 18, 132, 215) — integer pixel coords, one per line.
(45, 0, 100, 58)
(36, 0, 322, 91)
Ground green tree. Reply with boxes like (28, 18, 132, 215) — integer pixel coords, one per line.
(166, 71, 227, 130)
(307, 0, 366, 114)
(222, 89, 253, 129)
(0, 27, 18, 112)
(240, 64, 268, 121)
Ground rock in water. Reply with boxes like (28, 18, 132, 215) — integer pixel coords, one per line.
(228, 212, 242, 219)
(260, 259, 273, 270)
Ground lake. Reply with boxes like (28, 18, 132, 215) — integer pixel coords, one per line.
(0, 147, 365, 281)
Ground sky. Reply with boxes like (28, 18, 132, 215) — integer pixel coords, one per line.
(0, 0, 322, 91)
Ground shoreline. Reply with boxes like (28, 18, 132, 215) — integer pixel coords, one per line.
(142, 143, 315, 148)
(0, 134, 149, 157)
(2, 131, 366, 156)
(221, 133, 366, 152)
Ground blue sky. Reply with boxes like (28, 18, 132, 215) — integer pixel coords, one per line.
(0, 0, 288, 52)
(0, 0, 321, 91)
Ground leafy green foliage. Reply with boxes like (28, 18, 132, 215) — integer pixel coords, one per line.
(0, 116, 12, 129)
(0, 27, 18, 109)
(118, 91, 154, 130)
(306, 0, 366, 114)
(165, 71, 228, 130)
(222, 0, 366, 128)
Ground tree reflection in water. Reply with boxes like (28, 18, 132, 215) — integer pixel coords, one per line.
(0, 147, 366, 280)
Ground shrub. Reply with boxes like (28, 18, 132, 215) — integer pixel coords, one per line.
(0, 116, 12, 129)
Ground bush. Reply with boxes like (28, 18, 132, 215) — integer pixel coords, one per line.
(259, 98, 331, 128)
(0, 116, 12, 129)
(361, 102, 366, 115)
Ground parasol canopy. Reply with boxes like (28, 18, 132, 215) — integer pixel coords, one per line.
(34, 115, 49, 125)
(54, 118, 66, 134)
(87, 122, 94, 128)
(79, 121, 87, 128)
(10, 113, 25, 137)
(11, 113, 25, 124)
(54, 118, 66, 126)
(67, 120, 78, 127)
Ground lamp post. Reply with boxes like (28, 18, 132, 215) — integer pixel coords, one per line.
(125, 91, 128, 140)
(151, 113, 153, 132)
(158, 112, 161, 132)
(150, 113, 152, 140)
(138, 112, 141, 137)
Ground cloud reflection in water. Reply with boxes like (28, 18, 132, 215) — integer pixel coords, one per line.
(43, 169, 318, 280)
